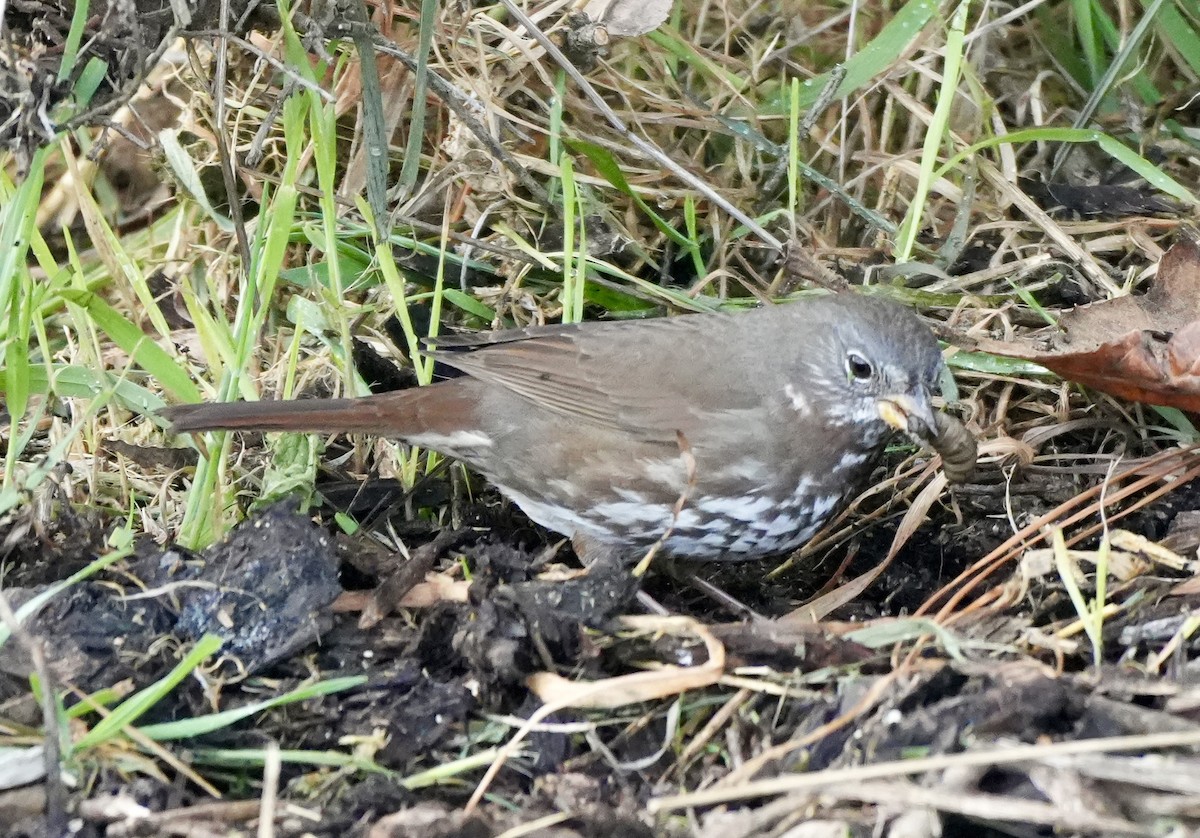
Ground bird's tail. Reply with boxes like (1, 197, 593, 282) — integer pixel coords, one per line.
(160, 388, 446, 437)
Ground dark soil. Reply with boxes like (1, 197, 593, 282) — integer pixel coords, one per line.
(4, 435, 1200, 836)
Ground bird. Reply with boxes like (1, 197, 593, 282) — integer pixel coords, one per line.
(163, 293, 950, 561)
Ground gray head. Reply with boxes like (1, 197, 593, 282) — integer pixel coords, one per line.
(780, 294, 943, 443)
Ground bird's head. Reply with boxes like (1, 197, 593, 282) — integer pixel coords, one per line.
(790, 296, 944, 447)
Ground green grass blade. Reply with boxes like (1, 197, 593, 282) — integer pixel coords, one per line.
(397, 0, 438, 199)
(1071, 0, 1101, 84)
(560, 153, 581, 323)
(190, 747, 392, 772)
(0, 363, 166, 414)
(933, 127, 1197, 204)
(564, 138, 693, 248)
(895, 0, 971, 262)
(72, 634, 225, 753)
(59, 290, 200, 403)
(1156, 1, 1200, 75)
(1052, 528, 1102, 667)
(441, 288, 496, 321)
(71, 57, 108, 110)
(136, 677, 367, 740)
(158, 129, 234, 231)
(791, 0, 939, 112)
(0, 149, 47, 421)
(57, 0, 91, 82)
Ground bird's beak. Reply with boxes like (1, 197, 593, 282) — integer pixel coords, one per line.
(876, 391, 938, 444)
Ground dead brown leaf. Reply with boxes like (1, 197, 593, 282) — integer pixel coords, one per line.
(963, 233, 1200, 410)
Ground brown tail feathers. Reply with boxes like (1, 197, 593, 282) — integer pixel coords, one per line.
(162, 392, 425, 436)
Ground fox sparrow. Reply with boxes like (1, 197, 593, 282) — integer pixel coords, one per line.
(164, 293, 957, 560)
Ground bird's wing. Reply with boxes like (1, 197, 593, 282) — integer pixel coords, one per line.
(422, 321, 587, 349)
(427, 313, 767, 442)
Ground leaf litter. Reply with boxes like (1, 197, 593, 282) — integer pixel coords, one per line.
(963, 232, 1200, 411)
(2, 1, 1200, 836)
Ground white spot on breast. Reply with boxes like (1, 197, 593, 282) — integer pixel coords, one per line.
(547, 478, 581, 499)
(499, 459, 858, 560)
(642, 458, 688, 492)
(764, 514, 801, 538)
(718, 459, 768, 481)
(591, 500, 673, 526)
(837, 450, 869, 470)
(784, 383, 810, 415)
(499, 486, 607, 540)
(406, 430, 493, 450)
(696, 495, 775, 522)
(809, 494, 838, 520)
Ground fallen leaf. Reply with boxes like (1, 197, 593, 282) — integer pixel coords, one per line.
(961, 232, 1200, 410)
(582, 0, 674, 37)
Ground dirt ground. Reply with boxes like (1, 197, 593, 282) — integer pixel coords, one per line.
(3, 1, 1200, 836)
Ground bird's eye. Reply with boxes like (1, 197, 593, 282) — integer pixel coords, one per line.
(846, 351, 874, 382)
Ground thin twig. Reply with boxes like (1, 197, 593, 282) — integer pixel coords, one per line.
(0, 591, 67, 834)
